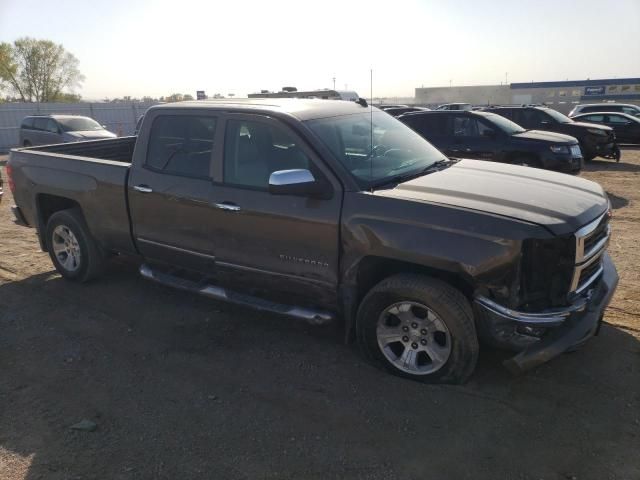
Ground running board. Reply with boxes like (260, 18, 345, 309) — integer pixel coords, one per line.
(139, 264, 334, 326)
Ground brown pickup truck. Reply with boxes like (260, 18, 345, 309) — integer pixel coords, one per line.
(6, 99, 618, 384)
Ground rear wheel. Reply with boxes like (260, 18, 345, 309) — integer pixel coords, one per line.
(45, 209, 105, 282)
(356, 274, 479, 384)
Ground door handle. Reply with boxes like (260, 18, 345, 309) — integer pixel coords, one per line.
(134, 185, 153, 193)
(214, 202, 241, 212)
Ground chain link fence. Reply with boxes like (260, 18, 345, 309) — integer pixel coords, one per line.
(0, 102, 159, 152)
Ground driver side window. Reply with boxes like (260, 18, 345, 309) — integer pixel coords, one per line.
(453, 116, 479, 137)
(223, 119, 310, 189)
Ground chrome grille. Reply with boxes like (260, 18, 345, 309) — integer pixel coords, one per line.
(571, 211, 610, 293)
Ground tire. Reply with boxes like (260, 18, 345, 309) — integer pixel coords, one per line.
(45, 208, 105, 282)
(511, 157, 541, 168)
(356, 274, 479, 384)
(613, 146, 621, 162)
(579, 143, 595, 161)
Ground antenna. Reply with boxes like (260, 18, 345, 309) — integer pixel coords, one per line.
(370, 68, 373, 184)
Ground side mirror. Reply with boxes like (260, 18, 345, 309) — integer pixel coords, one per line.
(102, 124, 108, 129)
(268, 169, 325, 197)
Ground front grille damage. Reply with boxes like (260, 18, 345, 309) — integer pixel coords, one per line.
(519, 210, 610, 312)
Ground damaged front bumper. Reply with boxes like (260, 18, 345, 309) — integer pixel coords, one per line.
(474, 252, 618, 374)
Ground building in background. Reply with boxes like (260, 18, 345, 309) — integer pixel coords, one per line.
(416, 78, 640, 113)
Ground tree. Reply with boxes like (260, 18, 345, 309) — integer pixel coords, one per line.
(0, 37, 84, 102)
(183, 94, 194, 101)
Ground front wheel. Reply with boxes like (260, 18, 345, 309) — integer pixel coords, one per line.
(356, 274, 479, 384)
(45, 209, 105, 282)
(613, 146, 621, 162)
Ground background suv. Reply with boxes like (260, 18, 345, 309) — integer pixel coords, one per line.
(19, 115, 117, 147)
(568, 103, 640, 118)
(399, 110, 582, 172)
(483, 106, 617, 161)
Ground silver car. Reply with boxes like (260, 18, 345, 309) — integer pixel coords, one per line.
(19, 115, 117, 147)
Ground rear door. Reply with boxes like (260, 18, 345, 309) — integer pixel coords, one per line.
(128, 110, 221, 273)
(401, 113, 450, 151)
(208, 113, 342, 306)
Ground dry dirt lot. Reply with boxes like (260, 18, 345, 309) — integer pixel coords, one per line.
(0, 151, 639, 480)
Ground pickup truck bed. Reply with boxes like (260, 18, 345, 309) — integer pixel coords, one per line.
(8, 137, 136, 255)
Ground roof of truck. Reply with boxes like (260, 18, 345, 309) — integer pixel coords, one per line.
(149, 98, 374, 121)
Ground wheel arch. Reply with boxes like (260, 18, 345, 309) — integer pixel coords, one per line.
(35, 194, 85, 251)
(342, 255, 476, 342)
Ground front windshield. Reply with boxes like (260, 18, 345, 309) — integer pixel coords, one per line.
(481, 112, 525, 134)
(544, 109, 572, 123)
(58, 117, 103, 132)
(306, 111, 445, 187)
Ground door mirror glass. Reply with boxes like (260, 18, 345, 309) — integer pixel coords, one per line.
(268, 169, 323, 197)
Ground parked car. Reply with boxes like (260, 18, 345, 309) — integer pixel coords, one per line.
(568, 103, 640, 118)
(381, 106, 430, 117)
(570, 112, 640, 146)
(7, 99, 617, 384)
(398, 110, 583, 172)
(19, 115, 117, 147)
(435, 103, 472, 111)
(483, 106, 619, 161)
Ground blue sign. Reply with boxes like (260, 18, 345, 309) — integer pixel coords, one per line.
(584, 86, 605, 96)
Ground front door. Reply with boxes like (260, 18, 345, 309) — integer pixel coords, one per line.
(209, 113, 342, 307)
(450, 114, 499, 161)
(128, 111, 222, 273)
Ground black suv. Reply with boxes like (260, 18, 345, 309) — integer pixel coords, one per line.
(483, 106, 617, 161)
(399, 110, 582, 172)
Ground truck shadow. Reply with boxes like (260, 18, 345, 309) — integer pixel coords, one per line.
(1, 266, 639, 479)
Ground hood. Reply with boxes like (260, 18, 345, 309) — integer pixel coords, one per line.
(374, 159, 608, 236)
(569, 121, 613, 132)
(65, 130, 117, 140)
(512, 129, 577, 144)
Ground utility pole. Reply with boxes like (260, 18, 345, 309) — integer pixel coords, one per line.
(505, 72, 508, 85)
(332, 77, 336, 90)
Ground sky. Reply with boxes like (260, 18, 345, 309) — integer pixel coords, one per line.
(0, 0, 639, 100)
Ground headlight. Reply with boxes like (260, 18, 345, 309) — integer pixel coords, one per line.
(549, 145, 569, 154)
(587, 128, 607, 136)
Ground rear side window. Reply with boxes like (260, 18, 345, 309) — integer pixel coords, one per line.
(583, 114, 605, 122)
(403, 114, 448, 136)
(146, 115, 216, 178)
(21, 118, 35, 129)
(622, 107, 639, 115)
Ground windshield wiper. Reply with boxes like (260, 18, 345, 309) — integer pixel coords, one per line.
(370, 158, 452, 190)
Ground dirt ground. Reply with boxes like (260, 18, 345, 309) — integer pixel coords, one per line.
(0, 151, 638, 480)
